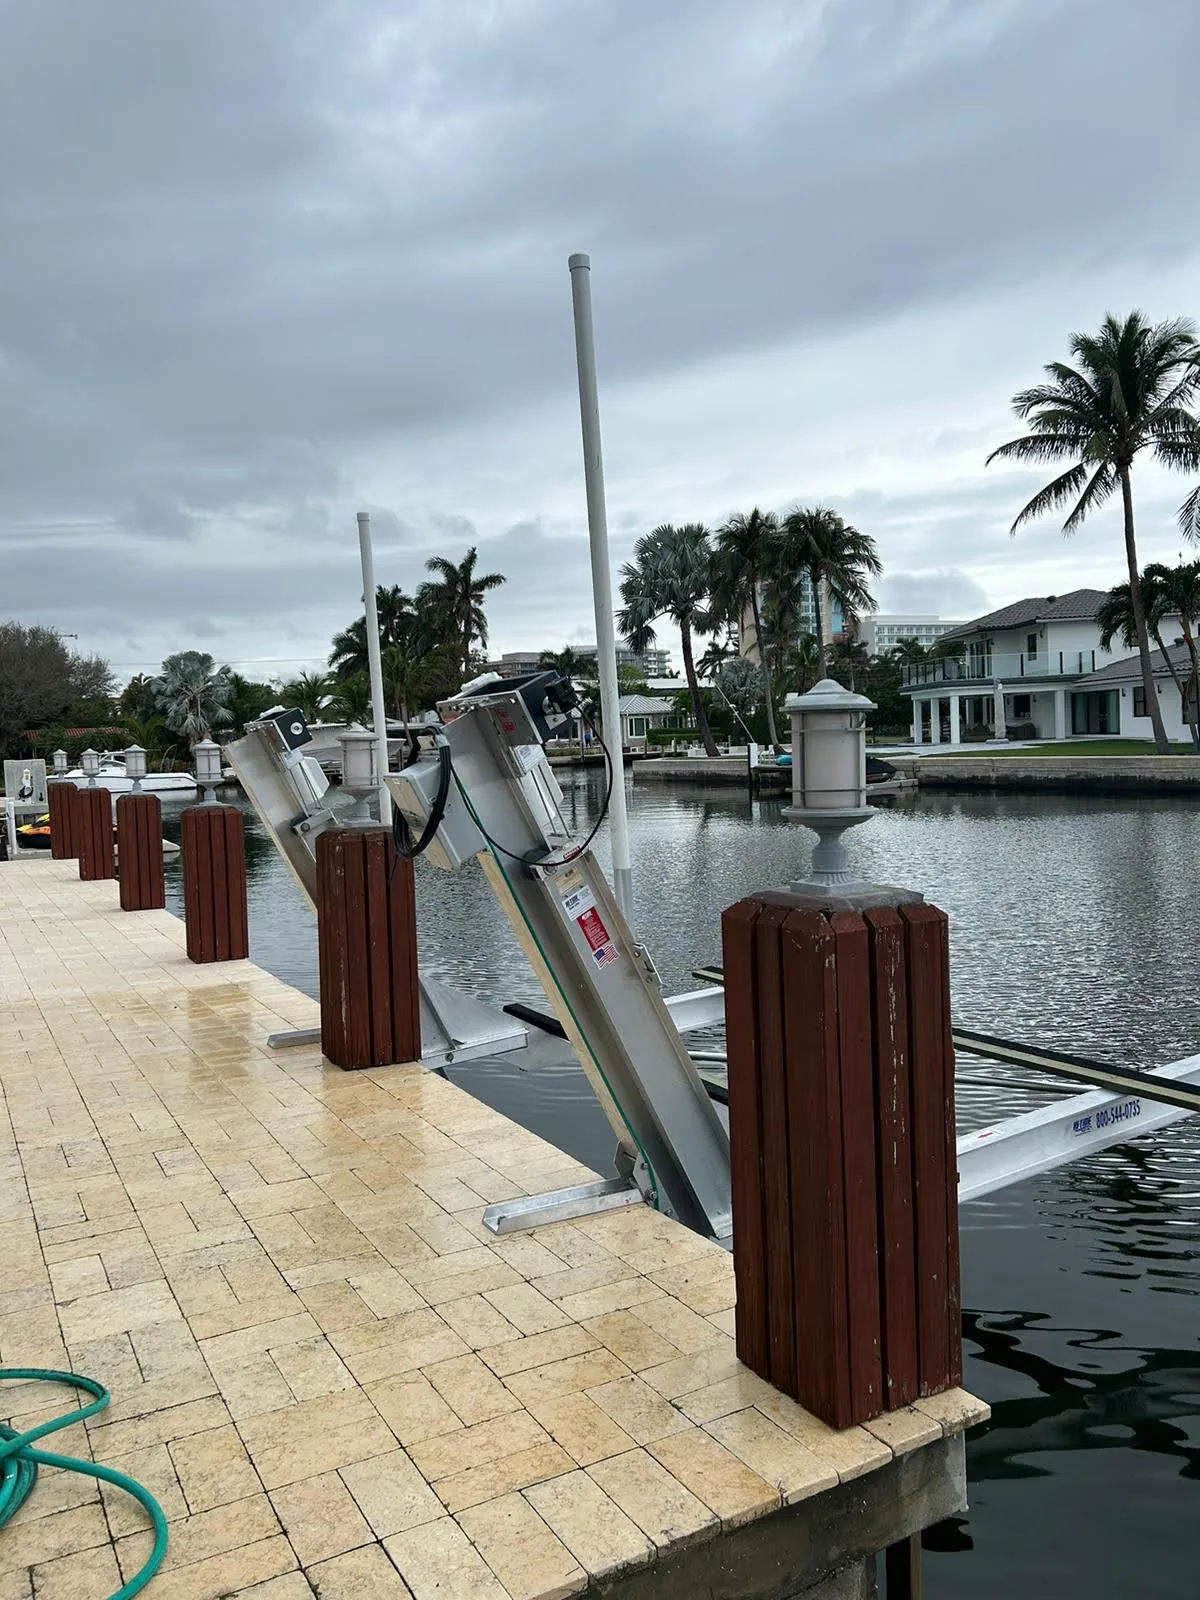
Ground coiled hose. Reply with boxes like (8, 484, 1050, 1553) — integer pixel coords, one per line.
(1, 1368, 168, 1599)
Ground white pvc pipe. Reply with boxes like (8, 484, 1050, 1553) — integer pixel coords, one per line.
(356, 510, 392, 823)
(568, 253, 633, 922)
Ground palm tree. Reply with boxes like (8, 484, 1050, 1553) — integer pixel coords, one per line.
(618, 523, 719, 757)
(281, 670, 335, 725)
(777, 507, 882, 674)
(329, 616, 369, 680)
(538, 646, 598, 682)
(712, 509, 784, 750)
(225, 672, 276, 737)
(422, 548, 506, 677)
(119, 713, 175, 770)
(986, 311, 1200, 755)
(890, 638, 929, 664)
(155, 652, 233, 745)
(329, 674, 372, 724)
(1097, 562, 1200, 748)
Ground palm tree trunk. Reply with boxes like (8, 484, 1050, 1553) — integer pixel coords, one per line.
(1151, 625, 1193, 747)
(681, 621, 719, 758)
(1119, 468, 1171, 754)
(1179, 617, 1200, 750)
(809, 564, 827, 675)
(750, 584, 782, 752)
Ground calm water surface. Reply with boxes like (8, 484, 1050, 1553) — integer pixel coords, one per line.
(164, 778, 1200, 1599)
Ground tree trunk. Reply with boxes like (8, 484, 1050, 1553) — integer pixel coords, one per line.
(1119, 468, 1171, 754)
(1179, 617, 1200, 751)
(681, 620, 719, 757)
(810, 564, 827, 675)
(1151, 625, 1192, 747)
(750, 583, 782, 752)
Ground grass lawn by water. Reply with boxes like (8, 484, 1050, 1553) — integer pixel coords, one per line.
(934, 739, 1196, 757)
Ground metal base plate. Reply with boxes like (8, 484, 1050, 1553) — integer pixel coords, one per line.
(483, 1177, 644, 1234)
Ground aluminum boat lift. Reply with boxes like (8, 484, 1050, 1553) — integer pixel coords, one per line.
(229, 676, 1199, 1244)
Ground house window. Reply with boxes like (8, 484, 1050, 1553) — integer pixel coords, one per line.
(1133, 687, 1147, 718)
(628, 716, 647, 738)
(1012, 694, 1031, 717)
(1026, 633, 1038, 659)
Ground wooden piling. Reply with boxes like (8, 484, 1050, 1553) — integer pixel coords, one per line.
(180, 805, 248, 962)
(116, 793, 165, 911)
(316, 827, 420, 1070)
(76, 788, 115, 881)
(47, 780, 79, 860)
(722, 890, 961, 1429)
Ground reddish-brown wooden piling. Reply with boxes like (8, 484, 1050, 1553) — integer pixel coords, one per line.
(180, 805, 248, 963)
(116, 793, 165, 911)
(722, 890, 960, 1429)
(316, 827, 420, 1071)
(76, 787, 115, 881)
(47, 780, 80, 860)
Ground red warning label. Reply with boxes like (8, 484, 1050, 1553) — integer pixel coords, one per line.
(576, 906, 611, 953)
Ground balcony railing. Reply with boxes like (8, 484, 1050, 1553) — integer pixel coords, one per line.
(901, 650, 1097, 688)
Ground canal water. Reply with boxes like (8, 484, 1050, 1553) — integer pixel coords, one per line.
(163, 778, 1200, 1599)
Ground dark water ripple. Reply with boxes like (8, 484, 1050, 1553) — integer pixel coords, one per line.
(163, 779, 1200, 1599)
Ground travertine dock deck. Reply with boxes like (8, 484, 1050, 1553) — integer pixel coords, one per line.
(0, 859, 986, 1599)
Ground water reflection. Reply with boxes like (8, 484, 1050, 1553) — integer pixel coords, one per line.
(163, 779, 1200, 1600)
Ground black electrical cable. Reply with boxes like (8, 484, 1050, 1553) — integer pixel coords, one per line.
(389, 736, 453, 871)
(457, 706, 615, 872)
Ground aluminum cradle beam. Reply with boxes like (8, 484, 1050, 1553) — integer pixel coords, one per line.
(952, 1027, 1200, 1113)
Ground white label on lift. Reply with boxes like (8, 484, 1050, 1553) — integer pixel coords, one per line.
(561, 884, 596, 918)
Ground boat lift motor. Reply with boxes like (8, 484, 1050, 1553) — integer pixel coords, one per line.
(385, 672, 733, 1245)
(224, 707, 529, 1068)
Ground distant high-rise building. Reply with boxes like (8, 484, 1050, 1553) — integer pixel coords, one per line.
(859, 616, 965, 656)
(487, 642, 671, 680)
(738, 575, 845, 664)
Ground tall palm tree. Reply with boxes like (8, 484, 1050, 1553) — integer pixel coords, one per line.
(329, 674, 372, 724)
(225, 672, 276, 737)
(712, 509, 784, 749)
(890, 638, 929, 664)
(538, 646, 598, 682)
(777, 508, 882, 674)
(422, 548, 506, 677)
(155, 652, 233, 745)
(618, 523, 720, 757)
(986, 311, 1200, 755)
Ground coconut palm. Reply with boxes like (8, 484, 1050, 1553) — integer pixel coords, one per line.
(1097, 562, 1200, 747)
(328, 674, 372, 724)
(776, 508, 881, 674)
(538, 646, 598, 682)
(225, 672, 276, 737)
(422, 548, 506, 677)
(155, 652, 233, 745)
(618, 523, 720, 757)
(712, 509, 784, 749)
(889, 637, 929, 664)
(280, 671, 335, 725)
(986, 311, 1200, 754)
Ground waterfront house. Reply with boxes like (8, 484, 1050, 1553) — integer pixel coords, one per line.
(901, 588, 1191, 742)
(618, 693, 679, 749)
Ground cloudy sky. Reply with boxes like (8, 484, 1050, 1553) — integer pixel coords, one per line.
(4, 0, 1200, 683)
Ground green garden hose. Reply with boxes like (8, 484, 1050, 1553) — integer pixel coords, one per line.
(1, 1368, 168, 1599)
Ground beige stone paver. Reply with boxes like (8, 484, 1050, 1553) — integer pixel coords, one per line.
(0, 859, 987, 1600)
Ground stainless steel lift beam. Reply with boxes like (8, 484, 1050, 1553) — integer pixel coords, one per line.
(385, 677, 732, 1245)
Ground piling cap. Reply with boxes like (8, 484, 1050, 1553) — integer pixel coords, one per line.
(784, 678, 876, 714)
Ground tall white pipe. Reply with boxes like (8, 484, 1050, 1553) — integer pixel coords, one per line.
(568, 253, 633, 922)
(356, 510, 392, 823)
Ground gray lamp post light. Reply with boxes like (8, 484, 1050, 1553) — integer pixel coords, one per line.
(52, 749, 69, 776)
(193, 740, 223, 805)
(338, 728, 379, 827)
(124, 745, 147, 794)
(80, 748, 101, 788)
(782, 678, 876, 891)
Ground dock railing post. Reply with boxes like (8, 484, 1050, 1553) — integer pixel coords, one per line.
(722, 888, 961, 1428)
(180, 803, 249, 962)
(116, 793, 166, 911)
(77, 788, 115, 881)
(316, 826, 420, 1070)
(47, 780, 80, 860)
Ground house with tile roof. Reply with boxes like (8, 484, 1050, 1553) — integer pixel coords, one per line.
(900, 588, 1194, 742)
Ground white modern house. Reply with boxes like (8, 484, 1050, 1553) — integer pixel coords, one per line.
(901, 588, 1194, 743)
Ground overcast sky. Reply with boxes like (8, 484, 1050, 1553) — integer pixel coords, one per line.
(4, 0, 1200, 684)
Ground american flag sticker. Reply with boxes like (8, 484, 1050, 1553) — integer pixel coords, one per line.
(592, 941, 620, 968)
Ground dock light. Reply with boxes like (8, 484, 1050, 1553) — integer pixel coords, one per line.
(124, 745, 147, 793)
(338, 728, 378, 827)
(193, 740, 223, 804)
(80, 748, 100, 787)
(783, 678, 876, 890)
(52, 749, 68, 775)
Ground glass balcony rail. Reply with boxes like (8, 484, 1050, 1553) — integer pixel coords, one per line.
(901, 650, 1098, 688)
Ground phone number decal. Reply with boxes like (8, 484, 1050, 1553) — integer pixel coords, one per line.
(1072, 1099, 1142, 1137)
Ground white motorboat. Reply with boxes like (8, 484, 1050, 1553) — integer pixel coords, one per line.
(64, 754, 198, 795)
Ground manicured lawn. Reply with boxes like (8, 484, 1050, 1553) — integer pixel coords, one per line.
(933, 740, 1196, 757)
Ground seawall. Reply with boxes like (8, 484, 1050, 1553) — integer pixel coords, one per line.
(892, 754, 1200, 795)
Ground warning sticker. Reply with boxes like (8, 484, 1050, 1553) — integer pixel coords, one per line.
(576, 905, 611, 953)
